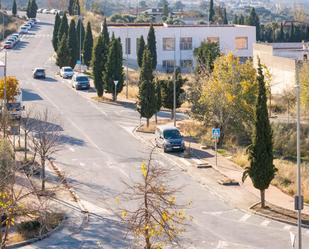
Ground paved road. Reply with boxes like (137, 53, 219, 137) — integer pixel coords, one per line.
(4, 13, 309, 249)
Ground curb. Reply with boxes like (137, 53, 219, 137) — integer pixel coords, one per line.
(248, 202, 309, 229)
(48, 160, 89, 216)
(7, 215, 68, 249)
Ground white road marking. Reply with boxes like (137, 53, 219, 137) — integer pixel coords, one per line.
(80, 162, 85, 167)
(283, 225, 292, 230)
(260, 220, 270, 227)
(69, 147, 75, 152)
(202, 211, 223, 215)
(239, 213, 251, 222)
(192, 158, 203, 164)
(178, 157, 192, 166)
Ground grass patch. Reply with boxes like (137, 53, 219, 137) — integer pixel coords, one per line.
(137, 119, 171, 133)
(118, 84, 139, 101)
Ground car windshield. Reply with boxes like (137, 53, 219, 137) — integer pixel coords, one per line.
(76, 76, 88, 81)
(64, 68, 73, 72)
(6, 103, 21, 110)
(163, 129, 181, 139)
(36, 69, 45, 73)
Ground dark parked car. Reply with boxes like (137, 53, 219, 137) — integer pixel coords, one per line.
(155, 125, 185, 152)
(33, 68, 46, 79)
(71, 74, 90, 90)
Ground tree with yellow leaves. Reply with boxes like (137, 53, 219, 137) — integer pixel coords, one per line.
(0, 77, 20, 103)
(116, 148, 190, 248)
(190, 53, 258, 146)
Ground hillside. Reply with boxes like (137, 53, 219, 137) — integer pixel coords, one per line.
(0, 11, 25, 41)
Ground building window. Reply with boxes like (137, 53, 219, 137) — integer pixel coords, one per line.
(180, 60, 193, 68)
(235, 37, 248, 50)
(163, 38, 175, 51)
(207, 37, 220, 44)
(180, 37, 192, 50)
(125, 37, 131, 55)
(162, 60, 176, 72)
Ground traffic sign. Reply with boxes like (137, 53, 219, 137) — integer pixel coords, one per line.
(76, 60, 81, 65)
(114, 80, 119, 86)
(212, 128, 220, 138)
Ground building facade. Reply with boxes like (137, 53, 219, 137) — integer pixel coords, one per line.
(253, 42, 309, 94)
(107, 23, 256, 72)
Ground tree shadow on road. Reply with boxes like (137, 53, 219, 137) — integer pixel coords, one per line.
(22, 88, 43, 101)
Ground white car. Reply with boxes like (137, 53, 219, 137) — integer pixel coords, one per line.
(60, 66, 74, 79)
(42, 9, 48, 14)
(19, 26, 29, 34)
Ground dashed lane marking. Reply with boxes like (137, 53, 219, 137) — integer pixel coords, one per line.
(260, 220, 270, 227)
(192, 158, 203, 164)
(178, 157, 192, 166)
(283, 225, 291, 230)
(239, 213, 251, 222)
(79, 162, 86, 167)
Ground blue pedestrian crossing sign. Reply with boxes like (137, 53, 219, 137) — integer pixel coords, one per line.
(212, 128, 220, 138)
(76, 60, 81, 65)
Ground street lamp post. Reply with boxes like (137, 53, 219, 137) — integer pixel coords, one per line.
(173, 34, 176, 127)
(295, 60, 303, 249)
(114, 80, 118, 101)
(126, 25, 129, 99)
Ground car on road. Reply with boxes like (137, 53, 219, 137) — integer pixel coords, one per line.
(19, 26, 29, 34)
(155, 125, 185, 153)
(71, 74, 90, 90)
(37, 8, 43, 13)
(33, 68, 46, 79)
(60, 66, 74, 79)
(6, 37, 16, 45)
(3, 41, 13, 49)
(42, 9, 49, 14)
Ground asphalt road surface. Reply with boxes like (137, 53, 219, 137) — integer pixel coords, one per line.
(3, 13, 309, 249)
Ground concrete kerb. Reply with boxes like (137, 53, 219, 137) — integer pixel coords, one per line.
(248, 202, 309, 229)
(132, 125, 309, 228)
(7, 215, 68, 249)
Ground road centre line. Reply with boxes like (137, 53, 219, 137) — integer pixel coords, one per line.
(239, 213, 251, 222)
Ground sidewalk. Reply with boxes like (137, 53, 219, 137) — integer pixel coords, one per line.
(189, 141, 309, 215)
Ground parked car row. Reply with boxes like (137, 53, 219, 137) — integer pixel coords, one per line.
(37, 8, 62, 15)
(19, 18, 37, 34)
(60, 66, 90, 90)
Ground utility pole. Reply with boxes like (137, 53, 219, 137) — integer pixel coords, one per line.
(126, 25, 129, 99)
(295, 60, 303, 249)
(173, 34, 176, 127)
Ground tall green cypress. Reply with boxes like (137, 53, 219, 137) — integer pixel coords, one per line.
(73, 0, 81, 15)
(26, 0, 31, 18)
(52, 13, 61, 52)
(104, 36, 124, 101)
(68, 19, 78, 68)
(56, 34, 70, 68)
(12, 0, 17, 16)
(289, 22, 295, 42)
(101, 18, 110, 44)
(76, 18, 85, 61)
(209, 0, 215, 23)
(101, 18, 110, 84)
(83, 22, 93, 67)
(247, 8, 260, 40)
(57, 13, 69, 49)
(147, 24, 157, 70)
(223, 8, 228, 24)
(155, 80, 162, 123)
(233, 14, 238, 24)
(68, 0, 74, 15)
(137, 35, 145, 68)
(139, 48, 154, 84)
(31, 0, 38, 18)
(92, 35, 105, 97)
(279, 22, 284, 42)
(242, 59, 277, 208)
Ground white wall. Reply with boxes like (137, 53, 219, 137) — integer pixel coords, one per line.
(108, 24, 256, 71)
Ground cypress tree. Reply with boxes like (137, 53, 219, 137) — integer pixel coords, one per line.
(57, 13, 69, 49)
(101, 18, 110, 85)
(233, 14, 238, 24)
(137, 35, 145, 68)
(239, 14, 245, 25)
(247, 8, 260, 40)
(289, 22, 295, 42)
(279, 22, 284, 42)
(223, 8, 228, 24)
(12, 0, 17, 16)
(306, 25, 309, 42)
(26, 0, 31, 18)
(52, 13, 61, 52)
(68, 19, 78, 69)
(56, 34, 70, 68)
(73, 0, 81, 15)
(147, 24, 157, 70)
(92, 35, 105, 97)
(139, 48, 154, 84)
(104, 36, 124, 101)
(209, 0, 215, 23)
(163, 1, 169, 17)
(83, 22, 93, 67)
(76, 18, 85, 61)
(242, 59, 277, 208)
(68, 0, 74, 15)
(31, 0, 38, 18)
(161, 68, 185, 119)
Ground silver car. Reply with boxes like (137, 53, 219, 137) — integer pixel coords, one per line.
(71, 74, 90, 90)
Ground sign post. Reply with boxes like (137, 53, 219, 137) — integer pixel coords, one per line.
(212, 128, 220, 168)
(113, 80, 118, 101)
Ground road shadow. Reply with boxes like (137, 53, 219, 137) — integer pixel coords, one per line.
(25, 117, 63, 133)
(42, 76, 57, 83)
(38, 21, 53, 26)
(12, 40, 29, 50)
(57, 134, 85, 147)
(22, 88, 43, 101)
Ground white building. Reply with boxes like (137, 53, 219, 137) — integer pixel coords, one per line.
(107, 23, 256, 72)
(253, 42, 309, 94)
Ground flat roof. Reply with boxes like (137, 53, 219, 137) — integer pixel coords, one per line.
(107, 23, 251, 28)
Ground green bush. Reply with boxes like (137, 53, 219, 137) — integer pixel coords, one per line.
(17, 220, 41, 233)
